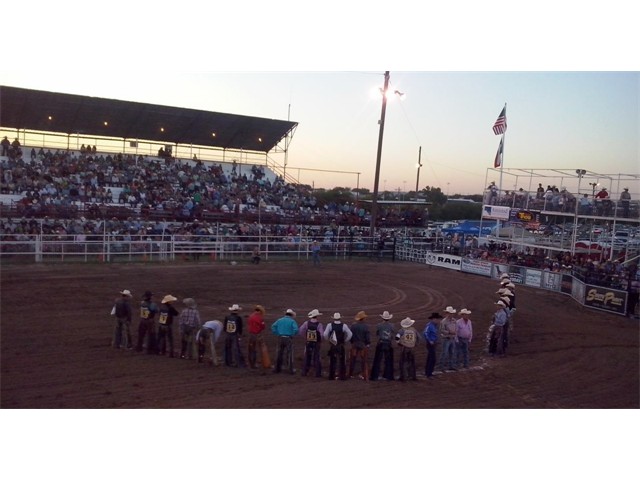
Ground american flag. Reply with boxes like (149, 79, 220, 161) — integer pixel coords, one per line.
(494, 137, 504, 168)
(493, 106, 507, 135)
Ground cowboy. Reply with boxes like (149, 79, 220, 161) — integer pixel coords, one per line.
(423, 312, 441, 378)
(489, 300, 508, 356)
(395, 317, 419, 381)
(178, 298, 201, 359)
(370, 311, 395, 381)
(135, 290, 158, 354)
(196, 320, 223, 365)
(157, 294, 179, 357)
(299, 309, 325, 377)
(271, 308, 299, 373)
(439, 306, 458, 371)
(247, 305, 267, 369)
(223, 304, 245, 367)
(348, 311, 371, 381)
(456, 308, 473, 369)
(112, 289, 133, 349)
(323, 313, 353, 380)
(620, 188, 631, 218)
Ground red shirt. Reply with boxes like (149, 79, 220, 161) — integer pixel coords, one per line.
(247, 312, 265, 334)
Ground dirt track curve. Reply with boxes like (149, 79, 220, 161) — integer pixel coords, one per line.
(1, 259, 638, 409)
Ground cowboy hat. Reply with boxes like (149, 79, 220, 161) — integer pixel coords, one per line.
(332, 313, 341, 320)
(495, 300, 506, 307)
(285, 308, 296, 316)
(254, 305, 266, 314)
(120, 289, 132, 297)
(459, 308, 472, 315)
(228, 304, 241, 311)
(428, 312, 443, 320)
(161, 294, 177, 304)
(505, 283, 515, 288)
(444, 306, 457, 314)
(183, 298, 197, 308)
(400, 317, 415, 328)
(500, 296, 511, 305)
(355, 311, 367, 321)
(380, 311, 393, 320)
(499, 273, 511, 279)
(143, 290, 153, 299)
(307, 308, 322, 318)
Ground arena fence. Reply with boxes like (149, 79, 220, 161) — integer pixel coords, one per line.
(395, 244, 632, 317)
(0, 234, 389, 264)
(1, 234, 633, 317)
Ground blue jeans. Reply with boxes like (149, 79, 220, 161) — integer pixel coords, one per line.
(112, 318, 132, 348)
(275, 336, 294, 373)
(456, 337, 470, 368)
(439, 337, 457, 369)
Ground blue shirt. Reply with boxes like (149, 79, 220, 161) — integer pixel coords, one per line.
(271, 315, 299, 336)
(423, 321, 439, 344)
(494, 309, 508, 327)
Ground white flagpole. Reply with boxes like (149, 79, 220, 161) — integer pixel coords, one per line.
(496, 104, 506, 238)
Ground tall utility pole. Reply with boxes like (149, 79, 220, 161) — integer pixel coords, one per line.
(369, 71, 390, 238)
(415, 146, 422, 201)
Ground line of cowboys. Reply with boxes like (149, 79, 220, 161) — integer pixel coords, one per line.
(110, 289, 476, 381)
(487, 273, 517, 356)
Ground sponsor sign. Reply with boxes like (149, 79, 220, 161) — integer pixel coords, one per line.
(425, 252, 461, 271)
(571, 278, 586, 305)
(561, 274, 573, 295)
(493, 265, 524, 284)
(509, 209, 540, 229)
(542, 271, 562, 291)
(482, 205, 510, 220)
(524, 269, 542, 288)
(583, 285, 627, 315)
(460, 257, 492, 276)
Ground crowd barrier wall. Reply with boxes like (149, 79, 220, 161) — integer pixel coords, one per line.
(396, 245, 629, 316)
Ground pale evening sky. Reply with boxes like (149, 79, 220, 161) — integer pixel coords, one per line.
(2, 3, 638, 197)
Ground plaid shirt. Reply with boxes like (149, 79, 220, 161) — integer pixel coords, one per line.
(178, 307, 201, 329)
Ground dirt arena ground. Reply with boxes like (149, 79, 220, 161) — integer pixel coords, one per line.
(1, 258, 638, 409)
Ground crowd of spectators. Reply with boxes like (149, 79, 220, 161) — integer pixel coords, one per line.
(483, 181, 637, 218)
(0, 145, 426, 228)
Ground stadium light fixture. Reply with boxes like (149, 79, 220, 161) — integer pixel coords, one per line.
(370, 71, 405, 238)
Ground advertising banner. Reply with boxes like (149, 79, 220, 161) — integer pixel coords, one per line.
(542, 271, 562, 292)
(583, 285, 627, 315)
(492, 265, 524, 284)
(561, 274, 573, 295)
(425, 252, 461, 271)
(524, 268, 542, 288)
(460, 257, 492, 277)
(482, 205, 510, 220)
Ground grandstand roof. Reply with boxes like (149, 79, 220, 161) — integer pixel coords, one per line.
(0, 85, 297, 153)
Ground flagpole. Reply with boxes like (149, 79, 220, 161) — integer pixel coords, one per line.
(495, 103, 506, 238)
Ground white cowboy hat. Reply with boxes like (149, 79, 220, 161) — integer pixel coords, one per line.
(499, 273, 511, 279)
(380, 311, 393, 320)
(119, 289, 132, 297)
(332, 312, 341, 320)
(500, 296, 511, 305)
(459, 308, 472, 315)
(307, 308, 322, 318)
(285, 308, 296, 316)
(228, 304, 241, 311)
(161, 294, 177, 304)
(505, 283, 515, 288)
(495, 300, 506, 307)
(400, 317, 415, 328)
(444, 306, 457, 314)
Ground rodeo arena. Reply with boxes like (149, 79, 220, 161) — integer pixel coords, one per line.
(1, 85, 639, 402)
(2, 86, 639, 307)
